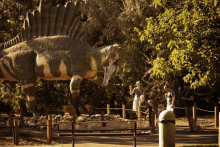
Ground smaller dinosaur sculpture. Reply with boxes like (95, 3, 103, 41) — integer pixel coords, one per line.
(0, 1, 122, 117)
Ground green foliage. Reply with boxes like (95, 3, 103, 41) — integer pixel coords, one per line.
(0, 81, 20, 112)
(140, 0, 220, 88)
(35, 80, 70, 109)
(0, 0, 169, 112)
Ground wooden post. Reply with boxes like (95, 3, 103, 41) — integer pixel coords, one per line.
(130, 111, 133, 120)
(134, 121, 137, 147)
(155, 109, 158, 127)
(20, 108, 23, 126)
(46, 108, 49, 120)
(72, 122, 75, 147)
(9, 112, 13, 135)
(107, 104, 110, 114)
(138, 106, 141, 121)
(122, 104, 126, 120)
(86, 105, 90, 116)
(193, 103, 197, 123)
(101, 111, 104, 121)
(14, 120, 19, 145)
(47, 115, 52, 144)
(215, 106, 219, 128)
(151, 111, 155, 134)
(130, 112, 133, 133)
(219, 112, 220, 147)
(63, 105, 68, 113)
(72, 112, 76, 124)
(16, 108, 19, 115)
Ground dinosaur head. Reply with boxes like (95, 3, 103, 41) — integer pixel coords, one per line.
(102, 59, 122, 87)
(100, 44, 121, 87)
(101, 44, 120, 67)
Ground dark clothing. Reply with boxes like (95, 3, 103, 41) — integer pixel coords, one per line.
(183, 89, 194, 107)
(185, 106, 193, 119)
(139, 100, 148, 112)
(148, 105, 156, 127)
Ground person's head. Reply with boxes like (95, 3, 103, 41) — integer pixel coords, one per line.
(136, 81, 142, 88)
(164, 84, 170, 92)
(140, 95, 145, 102)
(148, 99, 154, 106)
(184, 82, 190, 89)
(158, 104, 164, 110)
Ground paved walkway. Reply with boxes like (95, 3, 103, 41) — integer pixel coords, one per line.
(5, 120, 219, 147)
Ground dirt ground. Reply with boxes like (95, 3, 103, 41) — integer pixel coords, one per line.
(0, 116, 218, 147)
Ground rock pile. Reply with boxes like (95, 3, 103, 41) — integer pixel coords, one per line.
(0, 113, 149, 133)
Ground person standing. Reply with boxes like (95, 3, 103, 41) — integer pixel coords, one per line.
(164, 84, 175, 111)
(181, 82, 194, 132)
(129, 81, 145, 111)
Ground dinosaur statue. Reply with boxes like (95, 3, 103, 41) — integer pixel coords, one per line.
(0, 1, 121, 117)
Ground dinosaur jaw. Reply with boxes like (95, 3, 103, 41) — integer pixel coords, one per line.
(102, 59, 121, 87)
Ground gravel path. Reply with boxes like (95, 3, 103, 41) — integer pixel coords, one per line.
(0, 116, 218, 147)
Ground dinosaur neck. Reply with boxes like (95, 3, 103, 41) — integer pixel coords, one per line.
(89, 47, 107, 72)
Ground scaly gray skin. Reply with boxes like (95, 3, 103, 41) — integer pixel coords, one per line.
(0, 1, 121, 117)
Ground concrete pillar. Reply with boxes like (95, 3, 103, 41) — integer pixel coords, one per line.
(159, 110, 175, 147)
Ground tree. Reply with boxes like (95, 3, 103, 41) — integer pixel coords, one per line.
(139, 0, 220, 92)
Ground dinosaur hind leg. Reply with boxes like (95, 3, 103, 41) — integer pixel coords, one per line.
(21, 78, 39, 117)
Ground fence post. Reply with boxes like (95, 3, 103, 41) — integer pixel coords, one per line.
(20, 108, 23, 126)
(155, 109, 158, 127)
(130, 112, 134, 133)
(134, 121, 137, 147)
(215, 106, 219, 128)
(72, 112, 76, 124)
(47, 115, 52, 144)
(107, 104, 110, 114)
(219, 112, 220, 147)
(122, 104, 126, 120)
(46, 108, 49, 120)
(193, 103, 197, 123)
(9, 112, 13, 135)
(14, 120, 19, 145)
(72, 122, 75, 147)
(130, 111, 133, 120)
(63, 105, 68, 113)
(16, 108, 19, 115)
(151, 111, 155, 134)
(138, 106, 141, 121)
(101, 111, 104, 121)
(86, 105, 90, 116)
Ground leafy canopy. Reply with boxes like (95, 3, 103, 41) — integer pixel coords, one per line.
(140, 0, 220, 88)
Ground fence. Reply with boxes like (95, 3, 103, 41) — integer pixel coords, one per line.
(175, 102, 219, 128)
(0, 115, 19, 145)
(58, 121, 152, 147)
(3, 102, 219, 145)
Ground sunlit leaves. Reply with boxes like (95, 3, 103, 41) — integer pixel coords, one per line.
(140, 0, 220, 88)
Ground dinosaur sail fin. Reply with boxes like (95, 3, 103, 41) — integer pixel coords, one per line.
(2, 0, 87, 50)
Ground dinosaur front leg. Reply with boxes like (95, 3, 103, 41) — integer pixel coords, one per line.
(21, 79, 39, 117)
(70, 73, 90, 116)
(18, 87, 28, 114)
